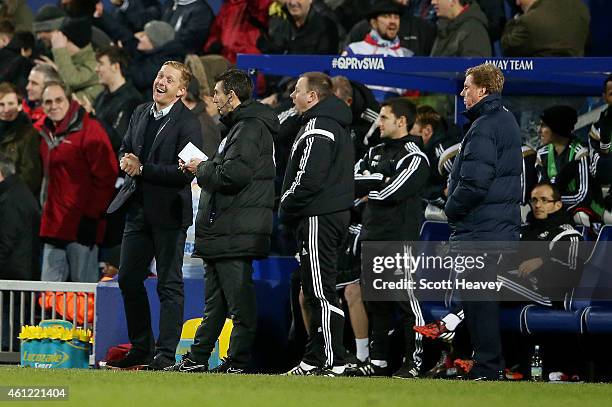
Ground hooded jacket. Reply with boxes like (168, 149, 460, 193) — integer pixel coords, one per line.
(0, 112, 41, 195)
(279, 95, 354, 223)
(193, 100, 278, 260)
(430, 2, 492, 57)
(445, 94, 522, 241)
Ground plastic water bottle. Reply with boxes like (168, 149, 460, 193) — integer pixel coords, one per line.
(531, 345, 543, 381)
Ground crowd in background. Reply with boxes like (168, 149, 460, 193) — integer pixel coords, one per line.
(0, 0, 611, 378)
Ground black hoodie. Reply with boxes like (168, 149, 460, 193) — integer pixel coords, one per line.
(193, 100, 279, 260)
(279, 95, 354, 223)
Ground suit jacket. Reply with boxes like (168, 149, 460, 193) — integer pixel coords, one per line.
(107, 100, 203, 229)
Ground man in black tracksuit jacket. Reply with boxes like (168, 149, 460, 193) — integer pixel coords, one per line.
(352, 98, 430, 378)
(170, 69, 278, 373)
(279, 72, 354, 376)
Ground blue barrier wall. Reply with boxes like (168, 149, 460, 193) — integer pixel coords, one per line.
(95, 256, 297, 370)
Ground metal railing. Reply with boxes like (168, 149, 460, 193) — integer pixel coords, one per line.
(0, 280, 97, 363)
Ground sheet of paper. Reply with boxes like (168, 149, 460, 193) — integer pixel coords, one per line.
(178, 142, 208, 162)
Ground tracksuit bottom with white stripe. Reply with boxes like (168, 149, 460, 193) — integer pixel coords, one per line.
(368, 300, 424, 370)
(296, 210, 350, 368)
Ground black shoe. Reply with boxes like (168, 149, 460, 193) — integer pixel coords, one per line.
(312, 367, 347, 377)
(105, 351, 152, 370)
(283, 363, 318, 376)
(208, 358, 245, 374)
(425, 351, 456, 379)
(344, 358, 369, 376)
(346, 361, 389, 377)
(165, 353, 209, 373)
(460, 370, 505, 381)
(392, 362, 420, 379)
(144, 354, 177, 371)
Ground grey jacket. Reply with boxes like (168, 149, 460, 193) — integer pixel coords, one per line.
(430, 2, 492, 57)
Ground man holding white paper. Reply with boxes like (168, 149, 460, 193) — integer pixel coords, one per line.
(169, 69, 279, 373)
(106, 61, 203, 370)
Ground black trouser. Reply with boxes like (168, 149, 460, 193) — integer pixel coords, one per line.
(297, 211, 349, 368)
(190, 258, 257, 368)
(368, 299, 424, 370)
(459, 254, 503, 378)
(118, 202, 186, 359)
(595, 152, 612, 184)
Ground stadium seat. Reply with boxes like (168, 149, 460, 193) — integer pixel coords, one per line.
(524, 225, 612, 334)
(580, 225, 612, 333)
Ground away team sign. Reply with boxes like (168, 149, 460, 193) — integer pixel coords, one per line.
(330, 57, 535, 72)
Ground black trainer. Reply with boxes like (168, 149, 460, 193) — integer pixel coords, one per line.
(105, 351, 152, 370)
(312, 367, 347, 377)
(165, 354, 209, 373)
(208, 358, 244, 374)
(392, 362, 420, 379)
(346, 360, 389, 377)
(144, 354, 177, 371)
(344, 358, 369, 376)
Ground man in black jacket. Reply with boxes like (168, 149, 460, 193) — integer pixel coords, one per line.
(351, 98, 430, 378)
(106, 60, 203, 371)
(87, 46, 142, 153)
(409, 105, 458, 209)
(169, 69, 278, 373)
(0, 153, 40, 281)
(0, 153, 40, 351)
(280, 72, 354, 376)
(445, 63, 522, 380)
(258, 0, 339, 55)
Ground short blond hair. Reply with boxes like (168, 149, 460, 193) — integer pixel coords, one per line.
(465, 63, 504, 94)
(162, 60, 192, 88)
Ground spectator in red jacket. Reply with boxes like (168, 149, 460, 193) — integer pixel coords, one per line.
(39, 80, 118, 282)
(204, 0, 270, 64)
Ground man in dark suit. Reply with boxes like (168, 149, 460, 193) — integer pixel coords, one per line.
(106, 60, 203, 370)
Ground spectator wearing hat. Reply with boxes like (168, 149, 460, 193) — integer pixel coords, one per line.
(40, 17, 103, 102)
(343, 0, 414, 101)
(344, 0, 436, 57)
(430, 0, 492, 57)
(161, 0, 214, 54)
(32, 5, 67, 52)
(536, 105, 604, 222)
(180, 77, 220, 159)
(120, 20, 187, 97)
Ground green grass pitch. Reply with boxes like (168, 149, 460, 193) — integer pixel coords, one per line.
(1, 366, 611, 407)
